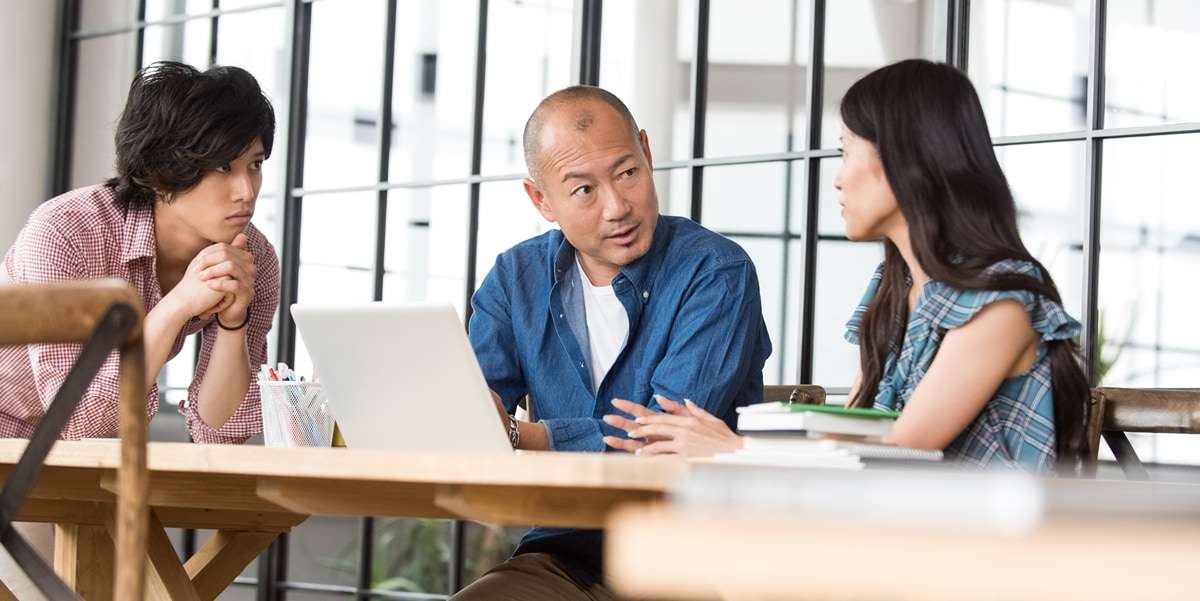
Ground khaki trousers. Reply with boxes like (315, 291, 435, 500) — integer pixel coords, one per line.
(450, 553, 632, 601)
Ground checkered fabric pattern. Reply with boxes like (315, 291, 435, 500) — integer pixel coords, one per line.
(0, 185, 279, 443)
(846, 259, 1081, 474)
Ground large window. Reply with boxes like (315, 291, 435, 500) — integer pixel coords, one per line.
(56, 0, 1200, 597)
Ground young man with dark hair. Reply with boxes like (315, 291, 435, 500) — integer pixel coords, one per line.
(0, 61, 279, 444)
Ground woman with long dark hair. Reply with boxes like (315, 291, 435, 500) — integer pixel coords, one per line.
(603, 59, 1090, 475)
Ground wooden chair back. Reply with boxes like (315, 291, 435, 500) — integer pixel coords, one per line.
(763, 385, 826, 406)
(0, 279, 148, 599)
(1083, 387, 1200, 480)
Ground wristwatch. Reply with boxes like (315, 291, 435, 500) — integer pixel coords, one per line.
(507, 414, 520, 450)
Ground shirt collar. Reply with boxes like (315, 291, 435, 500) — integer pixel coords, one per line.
(121, 204, 158, 267)
(553, 235, 576, 285)
(551, 214, 672, 306)
(619, 214, 671, 304)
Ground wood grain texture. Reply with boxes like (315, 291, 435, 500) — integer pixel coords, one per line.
(1, 439, 685, 599)
(1095, 387, 1200, 434)
(0, 279, 144, 345)
(0, 279, 148, 600)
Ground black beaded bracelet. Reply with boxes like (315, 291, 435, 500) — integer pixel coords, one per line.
(215, 307, 251, 331)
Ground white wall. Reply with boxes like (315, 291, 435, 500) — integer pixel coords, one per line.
(0, 2, 57, 252)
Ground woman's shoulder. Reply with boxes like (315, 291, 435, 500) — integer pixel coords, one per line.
(980, 258, 1042, 279)
(920, 260, 1037, 328)
(922, 259, 1078, 338)
(927, 257, 1039, 294)
(928, 258, 1040, 290)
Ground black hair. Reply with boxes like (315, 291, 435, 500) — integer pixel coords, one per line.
(105, 61, 275, 210)
(840, 59, 1090, 468)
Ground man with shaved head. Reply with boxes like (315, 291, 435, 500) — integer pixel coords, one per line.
(459, 86, 772, 600)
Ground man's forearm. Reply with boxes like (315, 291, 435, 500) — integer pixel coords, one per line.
(514, 419, 550, 451)
(195, 328, 251, 429)
(142, 295, 192, 390)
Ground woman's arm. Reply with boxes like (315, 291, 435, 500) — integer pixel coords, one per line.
(886, 298, 1039, 449)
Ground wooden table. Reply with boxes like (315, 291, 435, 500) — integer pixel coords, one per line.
(606, 464, 1200, 601)
(0, 440, 687, 600)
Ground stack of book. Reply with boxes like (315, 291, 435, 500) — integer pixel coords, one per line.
(712, 402, 943, 469)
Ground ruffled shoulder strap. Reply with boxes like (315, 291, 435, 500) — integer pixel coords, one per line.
(916, 260, 1081, 340)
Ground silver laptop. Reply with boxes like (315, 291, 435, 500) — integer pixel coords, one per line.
(290, 301, 512, 454)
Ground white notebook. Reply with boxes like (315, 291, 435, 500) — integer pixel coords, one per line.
(742, 436, 943, 462)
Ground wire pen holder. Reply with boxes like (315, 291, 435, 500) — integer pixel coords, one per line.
(258, 381, 335, 447)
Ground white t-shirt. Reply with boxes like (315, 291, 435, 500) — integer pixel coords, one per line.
(578, 258, 629, 395)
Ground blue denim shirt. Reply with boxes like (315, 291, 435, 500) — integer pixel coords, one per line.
(468, 214, 771, 585)
(469, 214, 771, 451)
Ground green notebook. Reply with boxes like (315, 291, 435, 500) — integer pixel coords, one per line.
(736, 402, 900, 437)
(780, 403, 900, 420)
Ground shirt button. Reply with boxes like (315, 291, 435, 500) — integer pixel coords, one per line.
(580, 362, 585, 368)
(559, 314, 564, 318)
(642, 291, 649, 299)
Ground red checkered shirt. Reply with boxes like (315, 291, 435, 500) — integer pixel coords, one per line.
(0, 185, 280, 443)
